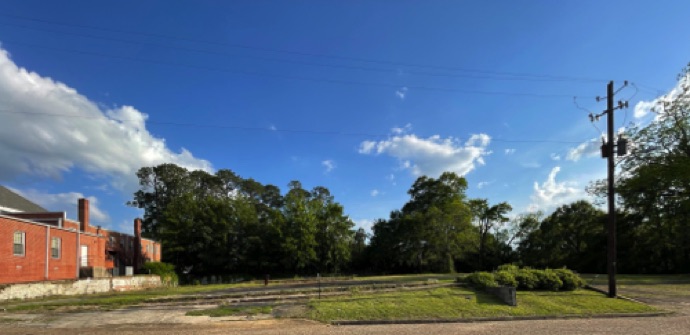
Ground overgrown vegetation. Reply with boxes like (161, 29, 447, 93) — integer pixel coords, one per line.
(142, 262, 178, 286)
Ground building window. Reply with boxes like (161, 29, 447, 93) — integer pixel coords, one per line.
(81, 245, 88, 267)
(13, 231, 25, 256)
(51, 237, 61, 259)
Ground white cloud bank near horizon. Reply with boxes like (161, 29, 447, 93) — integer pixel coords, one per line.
(0, 47, 212, 192)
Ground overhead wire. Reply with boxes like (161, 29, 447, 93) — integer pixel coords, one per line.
(0, 39, 592, 99)
(0, 108, 587, 144)
(0, 21, 604, 83)
(0, 12, 610, 83)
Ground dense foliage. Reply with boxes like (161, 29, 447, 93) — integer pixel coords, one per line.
(129, 165, 354, 277)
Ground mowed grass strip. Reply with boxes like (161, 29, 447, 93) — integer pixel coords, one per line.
(308, 287, 657, 322)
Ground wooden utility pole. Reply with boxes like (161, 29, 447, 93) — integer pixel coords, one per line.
(591, 81, 629, 298)
(606, 81, 617, 298)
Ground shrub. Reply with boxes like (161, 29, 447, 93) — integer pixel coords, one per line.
(514, 269, 539, 290)
(553, 268, 586, 291)
(494, 271, 518, 287)
(533, 269, 563, 291)
(465, 272, 498, 289)
(496, 264, 519, 273)
(142, 262, 178, 286)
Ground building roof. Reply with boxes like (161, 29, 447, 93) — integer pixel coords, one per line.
(0, 186, 47, 213)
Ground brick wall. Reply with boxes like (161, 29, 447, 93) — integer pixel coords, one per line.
(1, 203, 162, 284)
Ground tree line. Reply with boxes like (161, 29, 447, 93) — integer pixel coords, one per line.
(130, 64, 690, 277)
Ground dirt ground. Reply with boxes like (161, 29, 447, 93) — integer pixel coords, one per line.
(1, 283, 689, 335)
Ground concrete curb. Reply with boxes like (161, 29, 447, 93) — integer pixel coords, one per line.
(330, 311, 674, 325)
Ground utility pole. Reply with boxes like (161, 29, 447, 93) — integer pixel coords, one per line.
(590, 81, 628, 298)
(606, 81, 616, 298)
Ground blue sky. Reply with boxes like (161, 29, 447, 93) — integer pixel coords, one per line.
(0, 1, 688, 234)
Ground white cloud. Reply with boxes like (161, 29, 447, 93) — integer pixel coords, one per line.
(395, 87, 408, 100)
(504, 148, 516, 155)
(370, 189, 380, 197)
(269, 124, 277, 131)
(11, 188, 109, 224)
(566, 139, 600, 162)
(322, 160, 336, 173)
(354, 218, 375, 232)
(550, 153, 561, 161)
(527, 166, 585, 212)
(0, 48, 212, 191)
(359, 131, 491, 177)
(635, 75, 689, 119)
(477, 181, 491, 189)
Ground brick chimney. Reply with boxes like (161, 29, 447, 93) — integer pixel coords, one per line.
(78, 198, 89, 232)
(134, 218, 142, 238)
(134, 218, 142, 270)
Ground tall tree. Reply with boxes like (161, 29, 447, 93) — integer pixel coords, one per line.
(468, 199, 512, 270)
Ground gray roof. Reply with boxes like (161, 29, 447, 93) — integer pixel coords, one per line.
(0, 186, 47, 212)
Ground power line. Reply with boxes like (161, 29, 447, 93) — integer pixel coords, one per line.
(0, 109, 587, 144)
(1, 39, 591, 99)
(0, 21, 606, 84)
(0, 13, 610, 83)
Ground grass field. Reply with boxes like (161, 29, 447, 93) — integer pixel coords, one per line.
(307, 287, 657, 322)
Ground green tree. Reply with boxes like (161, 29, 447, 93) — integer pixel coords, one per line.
(468, 199, 512, 270)
(518, 200, 605, 272)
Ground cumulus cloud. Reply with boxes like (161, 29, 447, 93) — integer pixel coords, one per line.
(527, 166, 585, 212)
(566, 139, 600, 162)
(504, 148, 516, 155)
(395, 87, 408, 100)
(11, 188, 109, 224)
(634, 75, 689, 119)
(322, 160, 336, 173)
(359, 131, 491, 177)
(477, 181, 491, 189)
(0, 47, 211, 191)
(370, 189, 379, 197)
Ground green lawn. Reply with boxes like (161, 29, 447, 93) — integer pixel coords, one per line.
(307, 287, 657, 322)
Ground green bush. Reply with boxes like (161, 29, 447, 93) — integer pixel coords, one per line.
(496, 264, 519, 273)
(533, 269, 563, 291)
(465, 272, 498, 289)
(142, 262, 178, 286)
(553, 268, 586, 291)
(514, 269, 539, 290)
(493, 271, 518, 287)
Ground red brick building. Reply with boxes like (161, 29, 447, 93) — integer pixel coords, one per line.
(0, 186, 161, 284)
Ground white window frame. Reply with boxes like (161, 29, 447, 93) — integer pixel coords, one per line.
(51, 237, 61, 259)
(13, 231, 25, 256)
